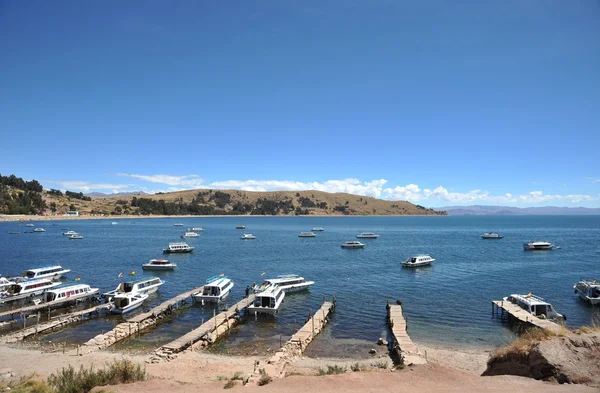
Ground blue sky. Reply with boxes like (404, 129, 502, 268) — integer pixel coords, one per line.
(1, 1, 599, 207)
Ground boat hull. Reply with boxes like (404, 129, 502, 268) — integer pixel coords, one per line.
(482, 236, 503, 239)
(574, 288, 600, 305)
(402, 262, 431, 268)
(111, 302, 144, 314)
(341, 245, 364, 249)
(248, 306, 280, 315)
(142, 265, 176, 271)
(163, 249, 194, 253)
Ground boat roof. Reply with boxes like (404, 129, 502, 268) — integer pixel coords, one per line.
(168, 242, 189, 246)
(263, 275, 304, 284)
(509, 293, 551, 306)
(16, 278, 54, 285)
(48, 283, 94, 292)
(257, 287, 282, 297)
(205, 277, 231, 288)
(412, 255, 432, 258)
(25, 266, 65, 273)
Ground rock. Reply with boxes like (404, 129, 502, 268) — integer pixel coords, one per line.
(369, 349, 377, 355)
(377, 338, 388, 346)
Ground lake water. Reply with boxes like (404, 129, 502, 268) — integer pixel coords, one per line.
(1, 216, 599, 357)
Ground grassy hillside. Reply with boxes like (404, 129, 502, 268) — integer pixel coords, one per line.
(42, 189, 446, 216)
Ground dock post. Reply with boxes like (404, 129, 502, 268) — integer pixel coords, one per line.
(312, 316, 315, 335)
(226, 313, 230, 330)
(294, 319, 296, 331)
(129, 324, 132, 337)
(214, 309, 217, 329)
(280, 334, 282, 348)
(22, 312, 25, 329)
(36, 312, 40, 336)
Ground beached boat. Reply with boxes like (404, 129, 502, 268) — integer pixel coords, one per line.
(402, 255, 435, 268)
(357, 232, 379, 239)
(298, 232, 316, 238)
(173, 223, 184, 227)
(254, 275, 314, 294)
(110, 293, 148, 314)
(142, 259, 177, 271)
(523, 241, 553, 250)
(23, 265, 71, 280)
(102, 276, 164, 301)
(0, 279, 61, 303)
(341, 241, 365, 249)
(163, 242, 194, 253)
(188, 227, 204, 232)
(311, 227, 324, 232)
(236, 225, 246, 229)
(62, 230, 78, 236)
(503, 293, 565, 321)
(481, 232, 503, 239)
(248, 286, 285, 315)
(25, 224, 35, 227)
(241, 234, 256, 240)
(574, 280, 600, 305)
(33, 228, 45, 232)
(193, 276, 234, 303)
(44, 284, 99, 303)
(181, 231, 199, 238)
(68, 234, 83, 240)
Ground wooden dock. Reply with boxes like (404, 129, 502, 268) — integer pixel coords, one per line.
(157, 294, 256, 354)
(0, 293, 100, 320)
(289, 299, 335, 350)
(128, 285, 205, 323)
(387, 301, 426, 365)
(492, 300, 565, 335)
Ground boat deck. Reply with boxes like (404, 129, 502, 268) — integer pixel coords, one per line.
(387, 303, 427, 365)
(158, 294, 256, 353)
(492, 300, 565, 335)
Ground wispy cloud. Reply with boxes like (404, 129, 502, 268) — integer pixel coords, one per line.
(585, 177, 600, 183)
(116, 173, 205, 188)
(44, 181, 134, 194)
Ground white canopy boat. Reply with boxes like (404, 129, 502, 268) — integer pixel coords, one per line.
(44, 284, 99, 303)
(503, 293, 565, 321)
(298, 232, 316, 238)
(102, 276, 164, 301)
(25, 224, 35, 227)
(142, 259, 176, 271)
(163, 242, 194, 253)
(241, 234, 256, 240)
(194, 275, 234, 303)
(110, 293, 148, 314)
(62, 230, 79, 236)
(357, 232, 379, 239)
(311, 227, 324, 232)
(0, 279, 61, 304)
(68, 234, 83, 240)
(574, 280, 600, 305)
(188, 227, 204, 232)
(173, 223, 184, 227)
(236, 225, 246, 229)
(341, 241, 365, 249)
(33, 228, 46, 232)
(23, 265, 70, 280)
(482, 232, 503, 239)
(181, 232, 199, 238)
(254, 275, 314, 294)
(248, 286, 285, 315)
(402, 255, 435, 268)
(523, 241, 553, 250)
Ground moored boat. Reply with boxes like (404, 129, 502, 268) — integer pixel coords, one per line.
(503, 293, 565, 321)
(574, 280, 600, 305)
(402, 255, 435, 268)
(110, 293, 148, 314)
(311, 227, 324, 232)
(102, 276, 164, 301)
(25, 224, 35, 227)
(357, 232, 379, 239)
(193, 275, 234, 303)
(173, 223, 184, 227)
(236, 225, 246, 229)
(23, 265, 71, 280)
(163, 242, 194, 253)
(482, 232, 503, 239)
(298, 232, 316, 238)
(188, 227, 204, 232)
(44, 284, 99, 303)
(62, 230, 78, 236)
(248, 286, 285, 315)
(181, 231, 199, 238)
(523, 241, 553, 250)
(142, 259, 177, 271)
(68, 234, 83, 240)
(254, 274, 314, 293)
(0, 278, 61, 303)
(33, 228, 46, 232)
(240, 234, 256, 240)
(341, 241, 365, 249)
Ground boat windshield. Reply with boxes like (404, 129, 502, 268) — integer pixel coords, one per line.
(115, 297, 130, 307)
(5, 284, 23, 294)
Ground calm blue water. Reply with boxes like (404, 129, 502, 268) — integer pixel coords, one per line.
(1, 216, 599, 357)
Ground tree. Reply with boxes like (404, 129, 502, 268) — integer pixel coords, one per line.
(69, 204, 76, 211)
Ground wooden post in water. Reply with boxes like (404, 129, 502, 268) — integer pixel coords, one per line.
(280, 334, 282, 348)
(214, 309, 217, 329)
(36, 312, 40, 336)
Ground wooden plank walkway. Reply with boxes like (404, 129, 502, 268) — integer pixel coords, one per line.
(387, 303, 426, 365)
(290, 301, 334, 347)
(492, 300, 564, 334)
(128, 285, 204, 323)
(158, 294, 256, 353)
(0, 293, 100, 320)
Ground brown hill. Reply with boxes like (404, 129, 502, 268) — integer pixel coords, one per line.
(42, 189, 446, 217)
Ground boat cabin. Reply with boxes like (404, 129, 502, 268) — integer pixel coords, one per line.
(3, 279, 57, 296)
(505, 294, 563, 320)
(23, 266, 69, 279)
(45, 284, 96, 302)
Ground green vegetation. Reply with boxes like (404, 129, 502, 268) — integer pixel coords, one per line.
(223, 380, 235, 389)
(65, 190, 91, 201)
(316, 365, 346, 376)
(231, 372, 244, 381)
(350, 363, 361, 372)
(257, 369, 272, 386)
(0, 173, 46, 214)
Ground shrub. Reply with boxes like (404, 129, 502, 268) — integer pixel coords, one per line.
(223, 380, 235, 389)
(317, 365, 346, 376)
(488, 328, 554, 364)
(257, 369, 271, 386)
(350, 363, 361, 372)
(8, 375, 54, 393)
(231, 372, 244, 381)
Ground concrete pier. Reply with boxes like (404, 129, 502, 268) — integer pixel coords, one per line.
(387, 301, 427, 365)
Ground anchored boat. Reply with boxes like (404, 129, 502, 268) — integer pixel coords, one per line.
(254, 274, 314, 294)
(402, 255, 435, 268)
(44, 284, 99, 303)
(142, 259, 176, 271)
(0, 278, 61, 304)
(163, 242, 194, 253)
(102, 276, 164, 301)
(193, 275, 234, 303)
(481, 232, 503, 239)
(523, 241, 553, 250)
(574, 280, 600, 305)
(341, 241, 365, 249)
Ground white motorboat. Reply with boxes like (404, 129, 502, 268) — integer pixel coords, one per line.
(23, 265, 71, 280)
(298, 232, 316, 238)
(402, 255, 435, 268)
(254, 275, 314, 294)
(181, 231, 199, 238)
(523, 241, 553, 250)
(503, 293, 565, 321)
(194, 275, 234, 303)
(110, 293, 148, 314)
(111, 222, 118, 225)
(248, 286, 285, 315)
(33, 228, 46, 232)
(241, 234, 256, 240)
(341, 241, 365, 249)
(142, 259, 177, 271)
(188, 227, 204, 232)
(236, 225, 246, 229)
(357, 232, 379, 239)
(0, 277, 15, 292)
(25, 224, 35, 227)
(62, 230, 78, 236)
(0, 278, 61, 303)
(482, 232, 503, 239)
(102, 276, 164, 301)
(173, 223, 184, 227)
(574, 280, 600, 305)
(68, 234, 83, 240)
(163, 242, 194, 253)
(44, 284, 99, 303)
(311, 227, 324, 232)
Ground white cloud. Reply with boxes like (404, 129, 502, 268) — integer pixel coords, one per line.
(44, 181, 133, 193)
(117, 173, 205, 188)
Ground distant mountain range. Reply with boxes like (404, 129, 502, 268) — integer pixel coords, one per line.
(85, 191, 149, 199)
(441, 205, 600, 216)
